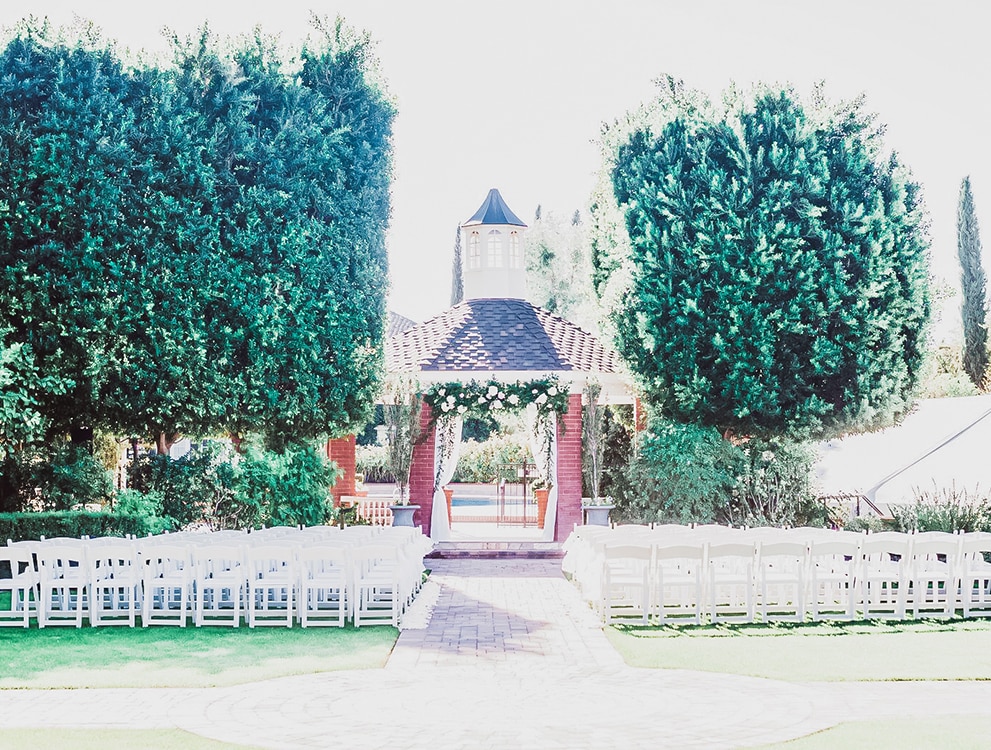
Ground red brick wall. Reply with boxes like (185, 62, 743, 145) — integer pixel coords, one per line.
(326, 435, 356, 505)
(554, 392, 583, 540)
(408, 402, 436, 536)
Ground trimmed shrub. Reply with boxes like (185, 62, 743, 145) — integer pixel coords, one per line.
(0, 511, 154, 542)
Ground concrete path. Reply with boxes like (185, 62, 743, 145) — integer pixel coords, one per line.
(2, 559, 991, 749)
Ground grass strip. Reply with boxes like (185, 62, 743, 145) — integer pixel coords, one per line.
(0, 624, 397, 689)
(606, 618, 991, 681)
(760, 715, 991, 749)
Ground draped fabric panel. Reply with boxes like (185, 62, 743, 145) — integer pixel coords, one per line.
(526, 406, 559, 542)
(429, 416, 463, 541)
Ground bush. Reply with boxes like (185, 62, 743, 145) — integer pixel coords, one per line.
(231, 442, 338, 529)
(610, 419, 826, 527)
(126, 439, 337, 530)
(0, 443, 113, 512)
(731, 439, 827, 527)
(453, 435, 530, 483)
(355, 443, 394, 483)
(127, 442, 236, 529)
(612, 420, 741, 524)
(891, 484, 991, 532)
(112, 488, 172, 534)
(0, 511, 155, 542)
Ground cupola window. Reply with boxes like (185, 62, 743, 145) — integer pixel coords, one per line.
(487, 230, 503, 268)
(509, 231, 521, 268)
(468, 231, 481, 269)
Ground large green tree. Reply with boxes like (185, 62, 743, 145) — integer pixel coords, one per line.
(597, 80, 930, 440)
(957, 175, 987, 390)
(0, 18, 394, 452)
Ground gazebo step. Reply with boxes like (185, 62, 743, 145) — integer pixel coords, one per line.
(427, 541, 564, 559)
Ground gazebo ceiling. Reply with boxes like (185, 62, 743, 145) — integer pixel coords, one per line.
(385, 298, 630, 399)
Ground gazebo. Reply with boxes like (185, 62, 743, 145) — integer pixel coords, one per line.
(382, 189, 631, 543)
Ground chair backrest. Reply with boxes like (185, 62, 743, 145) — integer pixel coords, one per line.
(193, 544, 244, 577)
(653, 543, 705, 562)
(36, 541, 87, 582)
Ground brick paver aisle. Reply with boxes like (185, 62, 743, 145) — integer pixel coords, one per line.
(2, 557, 991, 749)
(388, 559, 622, 669)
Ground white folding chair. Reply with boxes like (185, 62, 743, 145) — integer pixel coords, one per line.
(652, 542, 704, 625)
(600, 543, 652, 625)
(298, 544, 350, 627)
(36, 540, 89, 628)
(808, 537, 861, 621)
(89, 540, 141, 627)
(908, 534, 960, 619)
(707, 542, 756, 624)
(0, 543, 38, 627)
(193, 544, 245, 627)
(859, 532, 911, 620)
(141, 543, 193, 627)
(959, 532, 991, 618)
(246, 543, 298, 628)
(353, 544, 402, 627)
(756, 540, 808, 623)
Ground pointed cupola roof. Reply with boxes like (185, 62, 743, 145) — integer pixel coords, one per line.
(463, 188, 527, 227)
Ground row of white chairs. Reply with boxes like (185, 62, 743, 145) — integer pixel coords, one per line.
(0, 525, 433, 629)
(562, 525, 991, 625)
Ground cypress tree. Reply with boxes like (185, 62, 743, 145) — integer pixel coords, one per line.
(450, 225, 464, 305)
(958, 176, 987, 389)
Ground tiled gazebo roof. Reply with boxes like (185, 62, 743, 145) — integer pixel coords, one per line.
(385, 298, 620, 374)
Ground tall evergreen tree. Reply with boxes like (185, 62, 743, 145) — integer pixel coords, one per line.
(598, 81, 930, 440)
(450, 225, 464, 305)
(957, 176, 987, 389)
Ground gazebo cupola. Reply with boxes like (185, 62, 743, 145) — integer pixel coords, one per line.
(461, 188, 528, 300)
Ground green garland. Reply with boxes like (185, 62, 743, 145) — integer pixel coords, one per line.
(423, 377, 569, 492)
(422, 377, 570, 420)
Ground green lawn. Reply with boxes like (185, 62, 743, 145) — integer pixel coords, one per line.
(0, 624, 397, 688)
(760, 716, 991, 749)
(606, 618, 991, 682)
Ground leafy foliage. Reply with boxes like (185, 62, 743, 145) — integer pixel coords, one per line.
(0, 18, 394, 450)
(0, 444, 112, 512)
(597, 79, 931, 440)
(957, 176, 988, 389)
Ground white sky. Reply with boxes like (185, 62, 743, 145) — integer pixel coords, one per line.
(3, 1, 989, 324)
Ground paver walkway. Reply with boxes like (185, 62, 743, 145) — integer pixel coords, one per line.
(2, 559, 991, 749)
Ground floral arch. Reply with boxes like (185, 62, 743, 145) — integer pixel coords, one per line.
(420, 377, 569, 542)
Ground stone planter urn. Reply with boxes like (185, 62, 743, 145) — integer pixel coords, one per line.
(389, 504, 420, 527)
(533, 488, 550, 529)
(582, 501, 614, 527)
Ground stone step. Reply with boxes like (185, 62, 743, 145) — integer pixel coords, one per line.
(427, 541, 564, 560)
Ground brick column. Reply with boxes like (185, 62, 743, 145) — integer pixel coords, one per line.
(408, 402, 436, 536)
(326, 435, 356, 505)
(634, 396, 648, 433)
(554, 392, 583, 541)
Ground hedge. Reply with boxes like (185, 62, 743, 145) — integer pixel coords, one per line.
(0, 512, 161, 543)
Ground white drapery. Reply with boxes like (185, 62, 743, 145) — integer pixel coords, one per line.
(430, 416, 463, 541)
(526, 405, 559, 542)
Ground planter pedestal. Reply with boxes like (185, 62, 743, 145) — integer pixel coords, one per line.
(582, 504, 615, 527)
(442, 487, 454, 525)
(534, 488, 550, 529)
(389, 504, 420, 527)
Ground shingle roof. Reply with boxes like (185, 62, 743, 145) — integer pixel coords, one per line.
(462, 188, 527, 228)
(385, 298, 620, 374)
(387, 311, 418, 338)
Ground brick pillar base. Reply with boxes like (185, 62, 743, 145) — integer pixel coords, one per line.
(554, 392, 583, 541)
(326, 435, 356, 505)
(408, 403, 436, 536)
